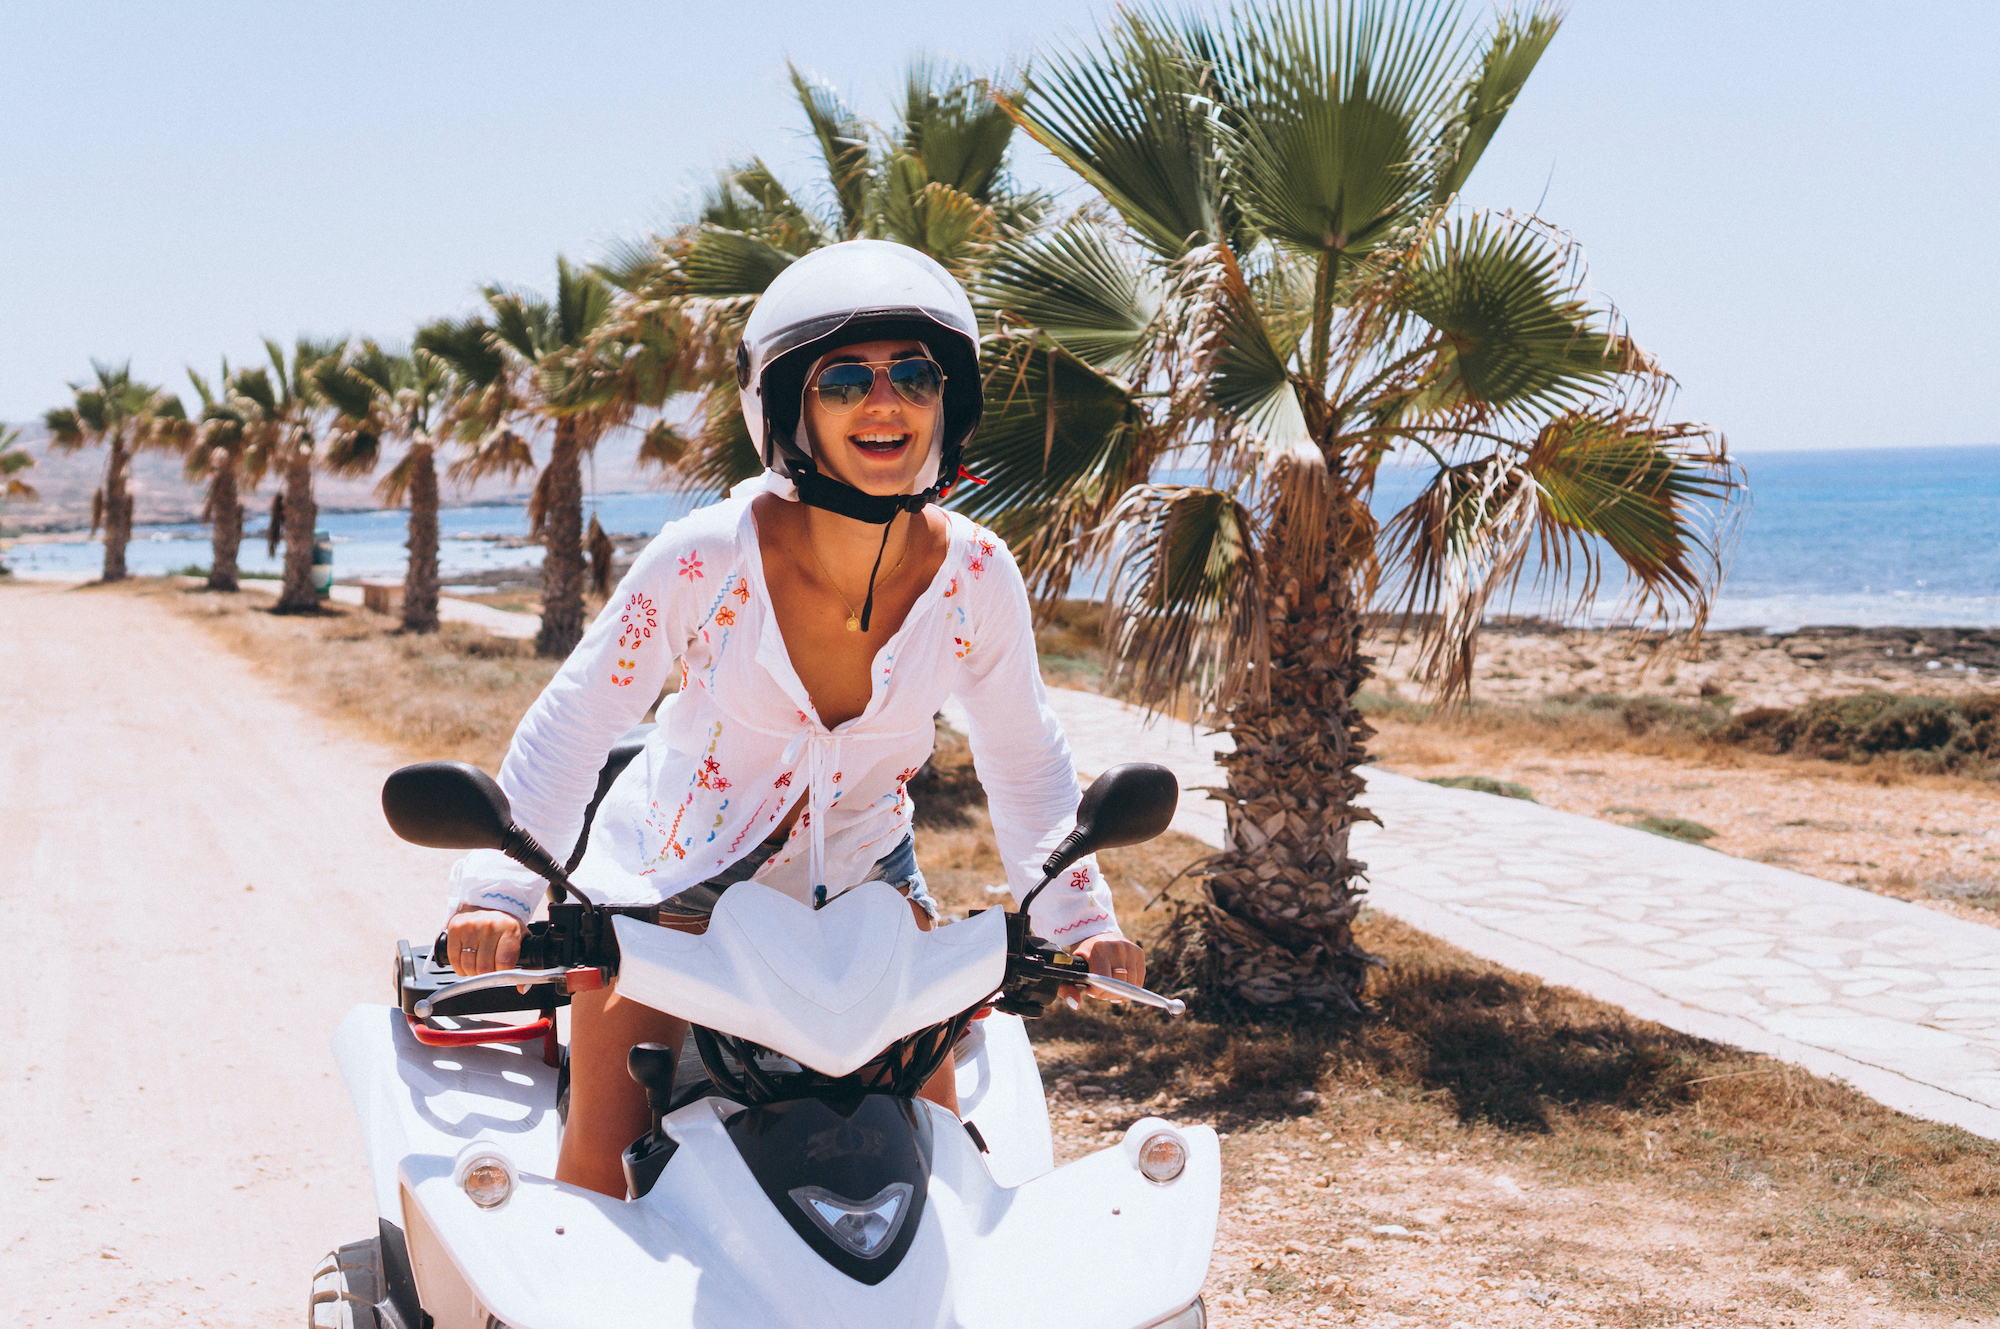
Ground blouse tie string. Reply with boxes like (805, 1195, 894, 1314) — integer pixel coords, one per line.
(780, 725, 843, 906)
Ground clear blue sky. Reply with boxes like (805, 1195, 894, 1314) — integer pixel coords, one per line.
(4, 0, 1995, 453)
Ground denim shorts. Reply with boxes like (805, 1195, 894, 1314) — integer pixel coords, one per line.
(655, 833, 937, 923)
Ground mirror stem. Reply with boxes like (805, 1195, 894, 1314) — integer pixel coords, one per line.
(499, 824, 592, 910)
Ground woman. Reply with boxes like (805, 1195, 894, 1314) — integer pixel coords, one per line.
(442, 239, 1144, 1199)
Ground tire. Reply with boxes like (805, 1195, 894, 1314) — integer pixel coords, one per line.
(309, 1238, 385, 1329)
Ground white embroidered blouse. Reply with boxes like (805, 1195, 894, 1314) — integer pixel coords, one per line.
(445, 472, 1122, 946)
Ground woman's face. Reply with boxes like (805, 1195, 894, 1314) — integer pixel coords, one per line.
(800, 338, 939, 497)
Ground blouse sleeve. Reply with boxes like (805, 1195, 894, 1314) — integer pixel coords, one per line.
(444, 515, 729, 921)
(950, 531, 1123, 947)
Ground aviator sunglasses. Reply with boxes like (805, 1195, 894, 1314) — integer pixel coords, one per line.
(812, 357, 946, 413)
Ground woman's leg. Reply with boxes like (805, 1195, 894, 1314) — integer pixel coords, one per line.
(558, 986, 688, 1199)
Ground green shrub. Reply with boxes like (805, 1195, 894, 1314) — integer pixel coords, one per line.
(1425, 774, 1537, 802)
(1722, 691, 2000, 775)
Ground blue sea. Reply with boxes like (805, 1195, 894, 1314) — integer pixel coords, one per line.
(7, 445, 1997, 630)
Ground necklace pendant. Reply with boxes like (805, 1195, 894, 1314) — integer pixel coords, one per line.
(845, 613, 861, 632)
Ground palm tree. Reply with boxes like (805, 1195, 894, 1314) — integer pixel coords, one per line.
(0, 427, 36, 575)
(599, 58, 1044, 494)
(314, 340, 457, 632)
(43, 361, 187, 583)
(228, 337, 346, 612)
(1, 426, 36, 505)
(418, 260, 630, 657)
(961, 1, 1738, 1010)
(183, 360, 273, 592)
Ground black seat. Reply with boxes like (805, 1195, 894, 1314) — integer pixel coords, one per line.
(565, 723, 656, 871)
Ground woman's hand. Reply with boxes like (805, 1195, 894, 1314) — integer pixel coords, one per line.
(1063, 933, 1147, 1007)
(446, 907, 524, 977)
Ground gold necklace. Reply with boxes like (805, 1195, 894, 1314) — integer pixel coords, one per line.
(808, 515, 909, 632)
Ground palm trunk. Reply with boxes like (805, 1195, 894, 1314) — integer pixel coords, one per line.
(535, 417, 586, 658)
(1158, 534, 1381, 1011)
(207, 453, 242, 592)
(276, 437, 319, 613)
(101, 440, 132, 582)
(402, 442, 440, 633)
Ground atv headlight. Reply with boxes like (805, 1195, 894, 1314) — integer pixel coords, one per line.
(453, 1142, 517, 1210)
(788, 1182, 913, 1259)
(1121, 1117, 1189, 1184)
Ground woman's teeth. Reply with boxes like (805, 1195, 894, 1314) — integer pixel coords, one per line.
(851, 433, 909, 453)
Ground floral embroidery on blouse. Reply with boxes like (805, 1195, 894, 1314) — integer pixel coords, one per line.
(715, 606, 736, 627)
(611, 591, 657, 686)
(678, 552, 704, 581)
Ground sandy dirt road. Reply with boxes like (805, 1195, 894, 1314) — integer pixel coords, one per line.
(2, 581, 457, 1325)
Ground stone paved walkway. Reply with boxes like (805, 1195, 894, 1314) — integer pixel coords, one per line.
(949, 687, 2000, 1143)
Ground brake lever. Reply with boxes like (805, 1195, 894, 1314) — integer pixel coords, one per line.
(414, 966, 605, 1017)
(1073, 970, 1186, 1015)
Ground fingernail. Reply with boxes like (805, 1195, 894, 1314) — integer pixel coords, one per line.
(1066, 996, 1080, 1011)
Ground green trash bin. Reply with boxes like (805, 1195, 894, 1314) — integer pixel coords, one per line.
(312, 530, 334, 599)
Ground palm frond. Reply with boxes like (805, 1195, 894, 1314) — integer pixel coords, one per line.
(877, 161, 995, 277)
(898, 59, 1019, 202)
(311, 359, 380, 422)
(1376, 451, 1539, 694)
(1431, 4, 1562, 203)
(685, 383, 763, 493)
(42, 406, 85, 452)
(415, 318, 506, 387)
(375, 448, 421, 508)
(1101, 484, 1270, 717)
(1377, 413, 1737, 696)
(635, 417, 692, 472)
(554, 256, 615, 348)
(1396, 213, 1628, 419)
(321, 428, 381, 478)
(961, 334, 1152, 597)
(680, 225, 798, 299)
(445, 427, 536, 490)
(1220, 0, 1471, 264)
(1523, 411, 1738, 618)
(977, 218, 1160, 372)
(734, 160, 833, 254)
(1000, 9, 1227, 257)
(788, 64, 874, 235)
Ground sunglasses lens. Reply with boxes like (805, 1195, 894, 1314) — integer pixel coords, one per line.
(814, 364, 875, 413)
(888, 359, 944, 406)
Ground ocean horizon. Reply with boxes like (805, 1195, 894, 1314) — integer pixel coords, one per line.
(7, 443, 1996, 633)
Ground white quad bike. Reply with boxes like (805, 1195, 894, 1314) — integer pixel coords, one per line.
(315, 733, 1219, 1329)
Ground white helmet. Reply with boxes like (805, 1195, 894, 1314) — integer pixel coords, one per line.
(736, 239, 983, 508)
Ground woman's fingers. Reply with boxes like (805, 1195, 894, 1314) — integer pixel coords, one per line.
(1070, 934, 1146, 1004)
(446, 910, 523, 976)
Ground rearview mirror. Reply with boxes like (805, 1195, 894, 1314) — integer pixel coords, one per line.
(381, 762, 578, 900)
(1041, 762, 1180, 880)
(382, 761, 514, 850)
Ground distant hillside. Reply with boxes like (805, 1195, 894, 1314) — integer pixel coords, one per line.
(0, 420, 670, 533)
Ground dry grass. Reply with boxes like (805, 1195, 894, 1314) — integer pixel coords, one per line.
(149, 580, 567, 768)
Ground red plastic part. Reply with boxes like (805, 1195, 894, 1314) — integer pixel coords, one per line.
(563, 967, 605, 995)
(406, 1012, 553, 1048)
